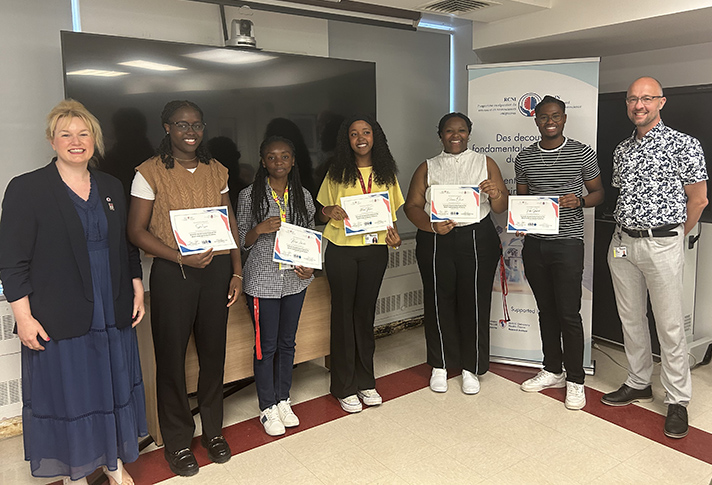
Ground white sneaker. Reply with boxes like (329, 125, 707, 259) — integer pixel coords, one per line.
(461, 370, 480, 395)
(357, 389, 382, 406)
(260, 405, 285, 436)
(520, 370, 566, 392)
(277, 399, 300, 427)
(338, 395, 363, 413)
(565, 382, 586, 410)
(430, 368, 448, 393)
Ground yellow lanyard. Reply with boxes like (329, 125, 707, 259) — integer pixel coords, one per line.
(269, 180, 289, 269)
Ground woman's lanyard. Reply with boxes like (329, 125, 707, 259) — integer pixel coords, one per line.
(357, 170, 372, 194)
(269, 180, 289, 269)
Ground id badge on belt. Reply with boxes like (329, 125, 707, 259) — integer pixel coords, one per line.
(613, 246, 627, 258)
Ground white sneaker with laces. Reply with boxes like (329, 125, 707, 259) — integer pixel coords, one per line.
(338, 394, 363, 413)
(277, 399, 300, 427)
(461, 370, 480, 395)
(520, 370, 566, 392)
(430, 368, 448, 393)
(260, 405, 285, 436)
(565, 382, 586, 410)
(357, 388, 382, 406)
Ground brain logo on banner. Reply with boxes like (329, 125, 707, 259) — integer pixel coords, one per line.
(518, 93, 541, 117)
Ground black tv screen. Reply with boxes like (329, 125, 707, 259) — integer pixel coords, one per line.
(61, 31, 377, 202)
(596, 83, 712, 221)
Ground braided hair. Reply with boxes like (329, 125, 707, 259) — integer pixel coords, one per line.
(327, 115, 398, 187)
(156, 100, 211, 169)
(250, 135, 311, 228)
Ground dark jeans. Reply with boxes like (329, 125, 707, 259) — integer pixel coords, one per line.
(150, 254, 231, 452)
(522, 236, 585, 384)
(325, 243, 388, 399)
(245, 290, 307, 411)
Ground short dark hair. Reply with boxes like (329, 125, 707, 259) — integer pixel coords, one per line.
(437, 112, 472, 137)
(534, 96, 566, 116)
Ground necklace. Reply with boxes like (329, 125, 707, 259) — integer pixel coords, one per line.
(173, 155, 198, 162)
(538, 139, 565, 167)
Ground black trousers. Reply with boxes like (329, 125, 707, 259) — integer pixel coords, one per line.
(522, 236, 585, 384)
(325, 243, 388, 399)
(416, 217, 501, 374)
(149, 255, 231, 452)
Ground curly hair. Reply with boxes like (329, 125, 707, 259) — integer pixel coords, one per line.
(327, 115, 398, 187)
(250, 136, 311, 228)
(156, 100, 211, 169)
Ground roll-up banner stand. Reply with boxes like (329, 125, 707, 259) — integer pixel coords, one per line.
(468, 58, 600, 373)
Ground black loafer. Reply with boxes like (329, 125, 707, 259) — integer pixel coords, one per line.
(601, 384, 653, 406)
(664, 404, 689, 439)
(164, 447, 199, 477)
(201, 435, 232, 464)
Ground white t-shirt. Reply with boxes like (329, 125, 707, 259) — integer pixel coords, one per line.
(130, 167, 229, 201)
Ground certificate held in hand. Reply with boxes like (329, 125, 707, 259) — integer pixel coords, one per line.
(430, 185, 480, 224)
(273, 222, 323, 270)
(340, 191, 392, 236)
(507, 196, 560, 235)
(170, 206, 238, 255)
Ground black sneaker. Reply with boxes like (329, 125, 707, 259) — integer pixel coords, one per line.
(164, 447, 199, 477)
(601, 384, 653, 406)
(664, 404, 689, 439)
(201, 434, 232, 464)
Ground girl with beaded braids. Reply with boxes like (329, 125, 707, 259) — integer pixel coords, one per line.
(237, 135, 316, 436)
(127, 100, 243, 477)
(317, 115, 404, 414)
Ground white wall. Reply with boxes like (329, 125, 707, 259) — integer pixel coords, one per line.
(0, 0, 72, 198)
(599, 41, 712, 93)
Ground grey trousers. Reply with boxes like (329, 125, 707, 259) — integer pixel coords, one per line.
(607, 226, 691, 405)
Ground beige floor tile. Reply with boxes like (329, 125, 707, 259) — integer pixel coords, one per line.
(392, 449, 485, 485)
(367, 471, 410, 484)
(358, 423, 433, 471)
(486, 377, 554, 415)
(158, 462, 238, 485)
(304, 445, 391, 484)
(280, 421, 361, 466)
(222, 441, 307, 482)
(262, 466, 323, 485)
(544, 438, 621, 483)
(483, 455, 583, 485)
(623, 441, 712, 484)
(588, 462, 671, 485)
(485, 414, 574, 455)
(525, 398, 600, 433)
(573, 418, 654, 461)
(445, 431, 529, 479)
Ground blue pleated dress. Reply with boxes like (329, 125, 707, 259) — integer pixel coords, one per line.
(21, 178, 147, 480)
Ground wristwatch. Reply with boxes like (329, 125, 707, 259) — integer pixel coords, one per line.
(579, 196, 586, 208)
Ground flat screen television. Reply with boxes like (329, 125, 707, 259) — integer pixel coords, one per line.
(60, 31, 377, 203)
(596, 83, 712, 221)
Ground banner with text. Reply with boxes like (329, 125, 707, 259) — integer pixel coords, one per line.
(468, 58, 600, 371)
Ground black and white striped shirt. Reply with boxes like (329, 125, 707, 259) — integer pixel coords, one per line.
(515, 138, 600, 239)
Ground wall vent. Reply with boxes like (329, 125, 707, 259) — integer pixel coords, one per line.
(376, 289, 423, 316)
(0, 378, 21, 407)
(1, 312, 16, 342)
(421, 0, 497, 15)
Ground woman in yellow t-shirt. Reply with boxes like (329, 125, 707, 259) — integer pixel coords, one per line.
(317, 115, 404, 413)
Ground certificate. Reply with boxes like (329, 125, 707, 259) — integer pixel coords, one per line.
(341, 191, 393, 236)
(170, 206, 238, 255)
(273, 222, 323, 270)
(507, 196, 559, 235)
(430, 185, 480, 223)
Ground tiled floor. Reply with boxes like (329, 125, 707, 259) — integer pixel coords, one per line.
(2, 326, 712, 484)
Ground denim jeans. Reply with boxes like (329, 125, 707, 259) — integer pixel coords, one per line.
(522, 237, 585, 384)
(246, 290, 307, 411)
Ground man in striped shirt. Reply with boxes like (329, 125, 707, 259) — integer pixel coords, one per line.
(515, 95, 604, 410)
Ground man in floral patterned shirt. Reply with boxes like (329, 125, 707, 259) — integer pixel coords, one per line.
(602, 76, 708, 439)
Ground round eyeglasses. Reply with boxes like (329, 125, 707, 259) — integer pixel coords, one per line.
(170, 121, 206, 132)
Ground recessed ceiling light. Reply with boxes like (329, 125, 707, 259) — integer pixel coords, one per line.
(66, 69, 129, 77)
(185, 49, 277, 65)
(119, 60, 186, 71)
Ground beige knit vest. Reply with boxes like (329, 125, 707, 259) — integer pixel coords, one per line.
(136, 156, 230, 255)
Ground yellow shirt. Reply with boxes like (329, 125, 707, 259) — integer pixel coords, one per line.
(317, 166, 404, 246)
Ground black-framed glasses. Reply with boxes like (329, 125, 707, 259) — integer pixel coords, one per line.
(535, 113, 563, 123)
(625, 96, 663, 106)
(170, 121, 206, 132)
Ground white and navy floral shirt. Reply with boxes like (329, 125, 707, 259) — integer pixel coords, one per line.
(613, 121, 707, 230)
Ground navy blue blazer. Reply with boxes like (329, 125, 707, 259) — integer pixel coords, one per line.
(0, 160, 142, 340)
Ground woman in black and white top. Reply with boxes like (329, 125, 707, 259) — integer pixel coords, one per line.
(237, 135, 316, 436)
